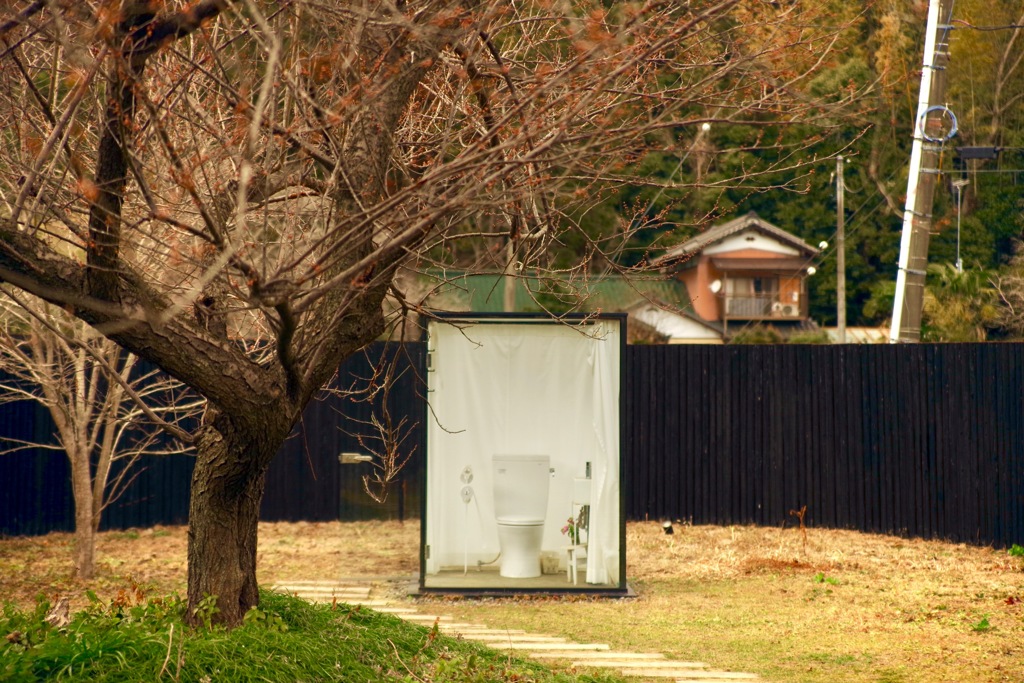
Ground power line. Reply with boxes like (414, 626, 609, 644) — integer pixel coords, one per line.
(943, 168, 1024, 174)
(951, 20, 1024, 31)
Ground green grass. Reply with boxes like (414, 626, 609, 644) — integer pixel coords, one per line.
(0, 591, 624, 683)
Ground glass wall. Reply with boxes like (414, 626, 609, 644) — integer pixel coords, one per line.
(422, 316, 624, 592)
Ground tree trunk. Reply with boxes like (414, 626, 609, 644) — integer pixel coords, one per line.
(75, 520, 96, 581)
(185, 411, 289, 626)
(69, 450, 96, 580)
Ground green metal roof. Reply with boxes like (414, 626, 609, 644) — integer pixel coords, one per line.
(426, 272, 693, 315)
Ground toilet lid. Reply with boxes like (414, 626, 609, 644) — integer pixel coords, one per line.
(496, 516, 544, 526)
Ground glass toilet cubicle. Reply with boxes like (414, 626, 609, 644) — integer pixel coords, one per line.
(421, 313, 627, 593)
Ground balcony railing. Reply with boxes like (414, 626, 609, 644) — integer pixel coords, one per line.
(724, 294, 801, 319)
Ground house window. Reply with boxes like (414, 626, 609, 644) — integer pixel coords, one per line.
(725, 277, 777, 316)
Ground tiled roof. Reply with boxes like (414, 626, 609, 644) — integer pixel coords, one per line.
(652, 212, 820, 267)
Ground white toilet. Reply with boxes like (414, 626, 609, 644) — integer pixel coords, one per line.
(492, 454, 550, 578)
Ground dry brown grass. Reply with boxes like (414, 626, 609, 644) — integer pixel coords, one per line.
(2, 520, 1023, 683)
(0, 521, 420, 613)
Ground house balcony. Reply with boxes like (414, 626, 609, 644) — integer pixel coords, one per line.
(723, 294, 803, 320)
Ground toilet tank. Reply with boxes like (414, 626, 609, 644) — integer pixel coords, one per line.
(492, 454, 550, 523)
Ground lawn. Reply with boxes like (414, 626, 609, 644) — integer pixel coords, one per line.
(2, 520, 1022, 682)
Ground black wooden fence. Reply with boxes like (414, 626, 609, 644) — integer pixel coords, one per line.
(260, 344, 426, 523)
(0, 343, 426, 536)
(3, 342, 1023, 548)
(624, 343, 1024, 547)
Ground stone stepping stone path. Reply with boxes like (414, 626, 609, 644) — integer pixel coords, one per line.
(271, 581, 376, 603)
(271, 581, 761, 683)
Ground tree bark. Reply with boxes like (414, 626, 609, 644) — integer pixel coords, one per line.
(185, 409, 292, 625)
(69, 450, 96, 580)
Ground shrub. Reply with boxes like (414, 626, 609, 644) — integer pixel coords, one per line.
(728, 325, 784, 344)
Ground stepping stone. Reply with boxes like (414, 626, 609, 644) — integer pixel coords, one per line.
(272, 582, 369, 590)
(572, 660, 706, 669)
(272, 588, 372, 599)
(458, 634, 568, 643)
(274, 586, 370, 595)
(492, 643, 610, 651)
(287, 593, 371, 599)
(621, 669, 758, 679)
(446, 630, 533, 636)
(531, 651, 664, 660)
(438, 626, 527, 635)
(272, 585, 368, 589)
(395, 614, 454, 622)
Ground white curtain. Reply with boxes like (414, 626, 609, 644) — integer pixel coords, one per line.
(585, 320, 621, 584)
(425, 320, 621, 583)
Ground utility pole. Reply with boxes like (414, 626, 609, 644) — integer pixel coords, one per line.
(890, 0, 955, 343)
(836, 155, 846, 344)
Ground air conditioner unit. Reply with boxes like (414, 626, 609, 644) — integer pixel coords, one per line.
(770, 301, 784, 314)
(781, 304, 799, 317)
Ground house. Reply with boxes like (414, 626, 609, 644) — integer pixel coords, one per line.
(652, 212, 820, 339)
(626, 299, 724, 344)
(414, 212, 819, 344)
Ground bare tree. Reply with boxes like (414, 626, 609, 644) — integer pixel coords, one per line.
(0, 0, 852, 625)
(993, 244, 1024, 338)
(0, 291, 199, 579)
(331, 353, 419, 504)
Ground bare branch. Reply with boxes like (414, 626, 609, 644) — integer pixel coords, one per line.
(0, 0, 46, 42)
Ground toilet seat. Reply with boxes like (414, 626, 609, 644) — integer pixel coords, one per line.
(496, 516, 544, 526)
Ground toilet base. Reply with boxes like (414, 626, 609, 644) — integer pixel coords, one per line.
(496, 522, 544, 578)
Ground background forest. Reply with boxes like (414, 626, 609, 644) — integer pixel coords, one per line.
(427, 0, 1024, 342)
